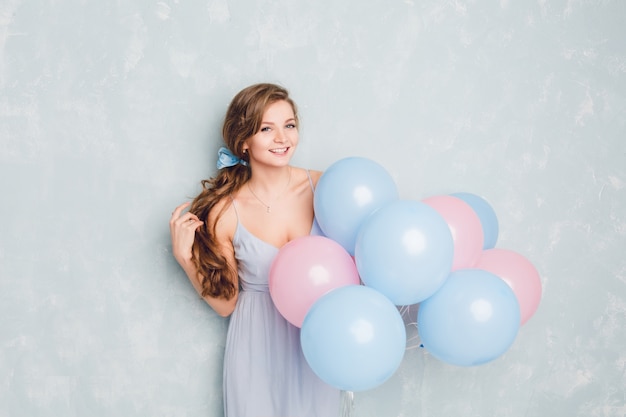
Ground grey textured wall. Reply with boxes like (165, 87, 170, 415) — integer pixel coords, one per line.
(1, 0, 624, 416)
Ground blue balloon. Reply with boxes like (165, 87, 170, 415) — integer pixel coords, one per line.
(301, 285, 406, 392)
(314, 157, 399, 255)
(417, 269, 520, 367)
(355, 200, 454, 305)
(451, 192, 499, 249)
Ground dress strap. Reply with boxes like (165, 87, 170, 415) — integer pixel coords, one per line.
(229, 195, 240, 223)
(305, 169, 315, 193)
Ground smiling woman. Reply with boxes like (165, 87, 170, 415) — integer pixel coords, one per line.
(244, 99, 299, 170)
(169, 83, 340, 416)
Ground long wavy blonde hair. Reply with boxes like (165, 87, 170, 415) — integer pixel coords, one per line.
(189, 83, 299, 299)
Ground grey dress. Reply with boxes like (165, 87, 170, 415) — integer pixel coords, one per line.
(223, 175, 340, 417)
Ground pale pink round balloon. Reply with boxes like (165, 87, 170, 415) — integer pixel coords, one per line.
(475, 248, 542, 325)
(422, 195, 484, 270)
(269, 235, 361, 327)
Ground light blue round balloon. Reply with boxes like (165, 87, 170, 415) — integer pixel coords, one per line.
(355, 200, 454, 306)
(417, 269, 521, 367)
(301, 285, 407, 392)
(314, 157, 399, 255)
(451, 192, 499, 249)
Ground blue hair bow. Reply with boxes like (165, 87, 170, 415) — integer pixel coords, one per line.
(216, 146, 248, 169)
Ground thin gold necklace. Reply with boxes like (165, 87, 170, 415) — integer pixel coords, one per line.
(247, 167, 292, 213)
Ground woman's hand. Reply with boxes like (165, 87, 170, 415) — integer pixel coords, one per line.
(170, 202, 204, 266)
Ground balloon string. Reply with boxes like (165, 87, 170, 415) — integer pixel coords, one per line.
(405, 311, 421, 350)
(406, 343, 425, 350)
(340, 390, 354, 417)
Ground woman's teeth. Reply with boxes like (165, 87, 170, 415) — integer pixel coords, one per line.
(270, 148, 288, 154)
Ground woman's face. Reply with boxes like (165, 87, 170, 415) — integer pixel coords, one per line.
(243, 100, 299, 168)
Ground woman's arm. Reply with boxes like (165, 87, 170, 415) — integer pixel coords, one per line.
(170, 201, 238, 317)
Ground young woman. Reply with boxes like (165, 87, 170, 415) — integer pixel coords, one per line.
(169, 83, 340, 416)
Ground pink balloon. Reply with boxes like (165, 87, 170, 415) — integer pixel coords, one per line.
(475, 249, 542, 325)
(422, 195, 484, 270)
(269, 235, 361, 327)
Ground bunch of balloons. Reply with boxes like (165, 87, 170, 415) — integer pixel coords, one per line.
(269, 157, 542, 391)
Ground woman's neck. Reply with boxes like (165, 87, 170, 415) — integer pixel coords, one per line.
(247, 165, 292, 194)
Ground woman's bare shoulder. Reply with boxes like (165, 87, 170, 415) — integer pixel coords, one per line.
(291, 166, 322, 187)
(308, 169, 323, 185)
(207, 196, 238, 242)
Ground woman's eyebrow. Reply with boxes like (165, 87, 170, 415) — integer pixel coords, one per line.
(261, 117, 296, 125)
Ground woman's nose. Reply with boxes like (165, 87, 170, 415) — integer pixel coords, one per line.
(274, 129, 286, 142)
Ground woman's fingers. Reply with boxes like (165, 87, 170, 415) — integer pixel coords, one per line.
(175, 213, 201, 228)
(170, 202, 201, 227)
(170, 203, 203, 264)
(188, 219, 204, 231)
(170, 201, 191, 221)
(180, 217, 203, 228)
(170, 203, 203, 232)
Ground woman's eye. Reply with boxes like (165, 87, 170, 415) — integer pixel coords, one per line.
(286, 124, 296, 129)
(260, 126, 271, 132)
